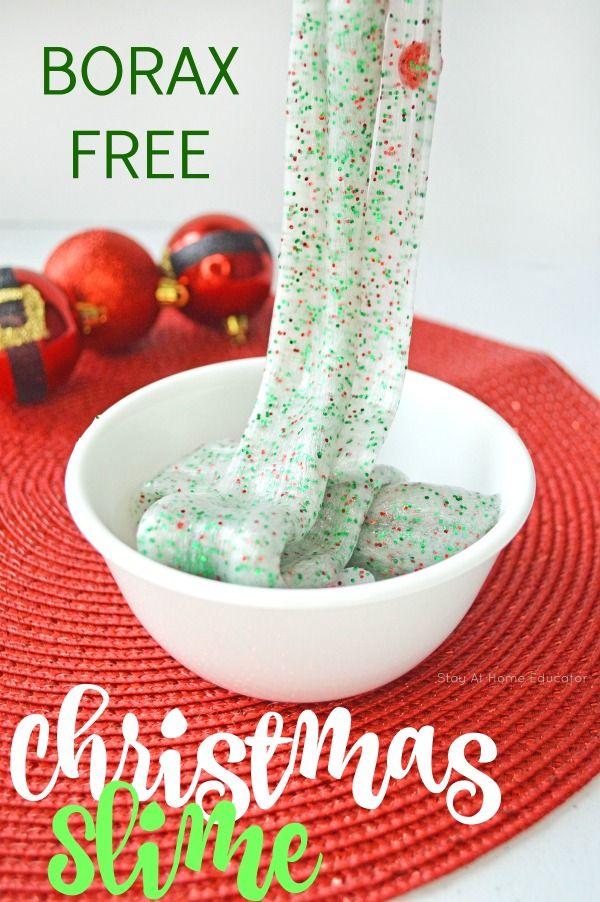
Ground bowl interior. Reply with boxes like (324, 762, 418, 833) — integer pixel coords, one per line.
(72, 359, 531, 559)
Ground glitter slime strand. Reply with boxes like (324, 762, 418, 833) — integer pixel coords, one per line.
(334, 0, 443, 481)
(137, 0, 500, 588)
(281, 0, 444, 584)
(221, 0, 386, 534)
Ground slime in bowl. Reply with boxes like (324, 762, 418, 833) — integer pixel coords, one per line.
(65, 359, 535, 702)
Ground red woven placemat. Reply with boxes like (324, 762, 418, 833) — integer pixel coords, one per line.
(1, 307, 599, 901)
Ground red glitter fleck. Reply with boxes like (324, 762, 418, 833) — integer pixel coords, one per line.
(398, 41, 430, 90)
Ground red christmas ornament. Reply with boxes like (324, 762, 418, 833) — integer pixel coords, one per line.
(0, 267, 81, 404)
(164, 213, 273, 340)
(45, 230, 170, 353)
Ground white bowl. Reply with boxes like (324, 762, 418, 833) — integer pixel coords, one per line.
(65, 358, 535, 702)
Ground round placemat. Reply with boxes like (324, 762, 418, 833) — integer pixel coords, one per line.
(1, 308, 599, 901)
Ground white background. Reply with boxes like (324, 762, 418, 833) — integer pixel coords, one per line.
(1, 0, 598, 390)
(0, 0, 599, 261)
(1, 2, 599, 900)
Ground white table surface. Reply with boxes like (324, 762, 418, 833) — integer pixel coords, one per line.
(1, 225, 598, 901)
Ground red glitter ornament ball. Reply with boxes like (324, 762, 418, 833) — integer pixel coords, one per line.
(164, 214, 273, 333)
(0, 267, 81, 404)
(45, 230, 162, 353)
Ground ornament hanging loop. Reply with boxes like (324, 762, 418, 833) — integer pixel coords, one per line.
(155, 277, 190, 308)
(225, 313, 249, 344)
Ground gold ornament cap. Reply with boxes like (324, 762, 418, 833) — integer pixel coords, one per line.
(75, 302, 109, 336)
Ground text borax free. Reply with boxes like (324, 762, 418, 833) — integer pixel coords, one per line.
(44, 46, 240, 179)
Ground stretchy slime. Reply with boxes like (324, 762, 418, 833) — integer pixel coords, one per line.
(136, 0, 500, 587)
